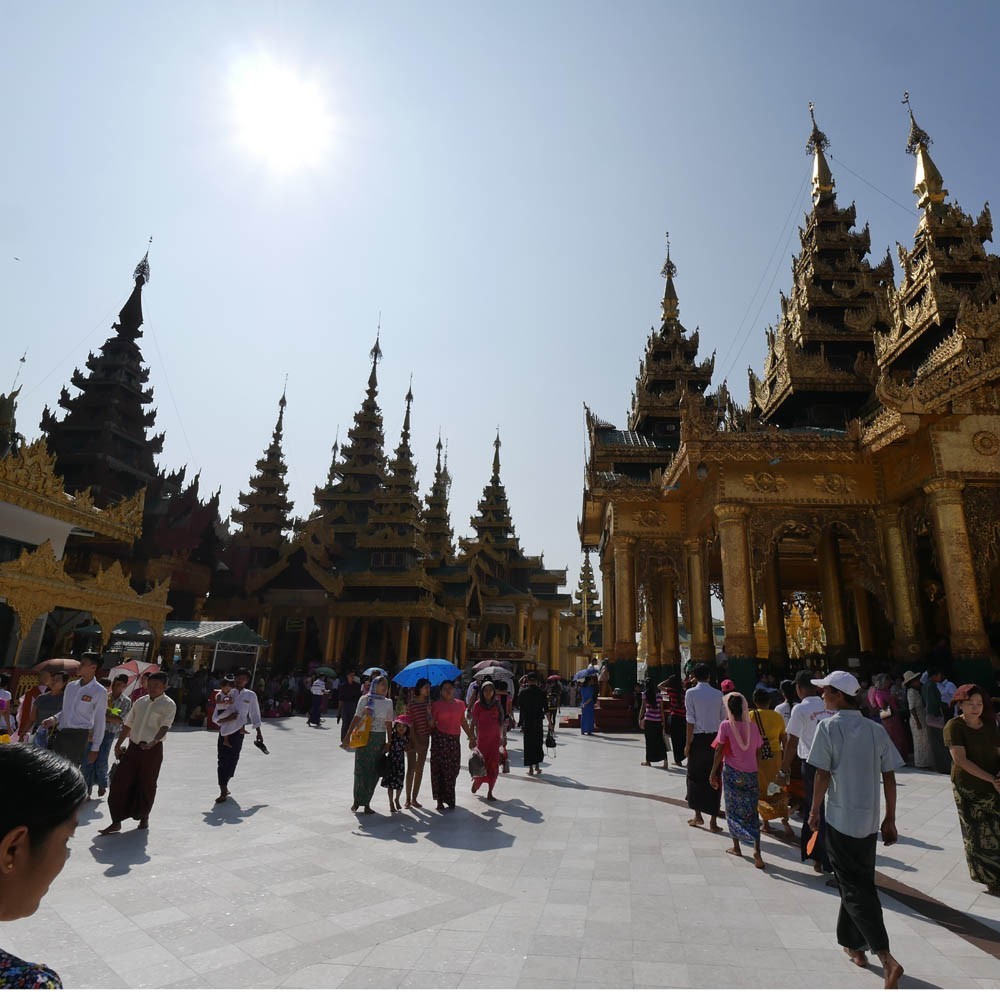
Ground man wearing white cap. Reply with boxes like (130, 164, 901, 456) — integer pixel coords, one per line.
(807, 670, 904, 989)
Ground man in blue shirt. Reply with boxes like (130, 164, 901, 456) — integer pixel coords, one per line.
(807, 670, 904, 989)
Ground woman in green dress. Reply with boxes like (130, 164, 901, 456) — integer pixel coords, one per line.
(343, 675, 394, 814)
(944, 684, 1000, 897)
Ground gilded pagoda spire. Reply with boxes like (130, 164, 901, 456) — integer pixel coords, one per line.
(806, 102, 835, 206)
(470, 431, 521, 553)
(660, 232, 679, 321)
(903, 92, 948, 210)
(231, 385, 294, 564)
(423, 432, 454, 564)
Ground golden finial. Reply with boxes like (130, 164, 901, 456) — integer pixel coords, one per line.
(660, 231, 676, 279)
(805, 101, 829, 154)
(903, 91, 933, 154)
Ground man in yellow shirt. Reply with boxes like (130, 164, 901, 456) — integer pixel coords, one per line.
(99, 672, 176, 835)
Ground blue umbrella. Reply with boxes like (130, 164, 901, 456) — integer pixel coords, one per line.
(573, 666, 600, 682)
(393, 659, 460, 688)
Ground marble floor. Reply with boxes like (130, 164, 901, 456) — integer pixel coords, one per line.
(8, 711, 1000, 989)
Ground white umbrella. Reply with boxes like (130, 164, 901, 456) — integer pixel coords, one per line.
(473, 663, 514, 686)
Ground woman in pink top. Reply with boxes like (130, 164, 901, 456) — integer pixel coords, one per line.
(429, 680, 473, 811)
(710, 692, 765, 870)
(470, 681, 505, 801)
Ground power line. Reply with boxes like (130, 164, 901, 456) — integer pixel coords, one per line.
(142, 301, 196, 469)
(830, 154, 918, 218)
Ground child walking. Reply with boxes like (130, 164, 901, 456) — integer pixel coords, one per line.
(213, 676, 240, 749)
(383, 715, 410, 813)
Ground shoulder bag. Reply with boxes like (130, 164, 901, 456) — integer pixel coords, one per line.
(752, 709, 774, 760)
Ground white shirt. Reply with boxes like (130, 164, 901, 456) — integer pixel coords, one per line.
(124, 693, 177, 745)
(233, 686, 262, 728)
(776, 702, 792, 724)
(807, 710, 904, 838)
(213, 690, 242, 736)
(311, 679, 328, 696)
(786, 695, 834, 760)
(56, 677, 108, 752)
(355, 694, 394, 731)
(684, 682, 725, 735)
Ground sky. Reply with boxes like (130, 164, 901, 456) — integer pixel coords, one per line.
(4, 1, 1000, 590)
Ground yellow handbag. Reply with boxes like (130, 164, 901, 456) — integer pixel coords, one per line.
(348, 711, 372, 749)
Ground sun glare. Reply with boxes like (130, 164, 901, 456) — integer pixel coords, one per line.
(228, 54, 333, 173)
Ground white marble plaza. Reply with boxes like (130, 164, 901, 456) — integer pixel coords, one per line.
(8, 712, 1000, 989)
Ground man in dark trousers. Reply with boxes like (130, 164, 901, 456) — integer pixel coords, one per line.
(683, 663, 725, 831)
(215, 668, 263, 803)
(808, 670, 904, 989)
(338, 669, 361, 745)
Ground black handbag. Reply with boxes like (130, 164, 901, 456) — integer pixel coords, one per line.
(752, 710, 774, 760)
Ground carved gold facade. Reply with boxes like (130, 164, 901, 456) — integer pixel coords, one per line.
(582, 105, 1000, 694)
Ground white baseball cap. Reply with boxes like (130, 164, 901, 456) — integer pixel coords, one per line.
(811, 670, 861, 697)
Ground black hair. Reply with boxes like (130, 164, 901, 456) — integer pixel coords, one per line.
(692, 663, 711, 682)
(794, 669, 814, 690)
(753, 687, 770, 708)
(49, 670, 69, 686)
(80, 652, 101, 667)
(148, 672, 169, 685)
(414, 678, 431, 697)
(664, 674, 681, 691)
(645, 677, 658, 701)
(726, 693, 744, 721)
(235, 668, 251, 678)
(780, 680, 797, 705)
(0, 744, 87, 847)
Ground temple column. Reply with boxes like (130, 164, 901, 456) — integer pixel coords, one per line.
(379, 623, 390, 665)
(445, 621, 455, 663)
(853, 583, 874, 655)
(763, 551, 788, 673)
(419, 620, 431, 660)
(358, 619, 369, 666)
(876, 506, 923, 662)
(924, 479, 990, 679)
(660, 578, 680, 671)
(457, 617, 468, 666)
(600, 552, 615, 658)
(398, 619, 410, 664)
(548, 610, 561, 676)
(685, 538, 715, 663)
(818, 530, 849, 668)
(324, 616, 337, 663)
(715, 504, 756, 697)
(334, 618, 348, 662)
(516, 604, 528, 647)
(295, 622, 308, 665)
(613, 536, 637, 661)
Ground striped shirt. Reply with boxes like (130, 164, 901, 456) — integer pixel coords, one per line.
(642, 692, 663, 723)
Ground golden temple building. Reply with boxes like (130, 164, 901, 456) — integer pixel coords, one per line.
(581, 103, 1000, 695)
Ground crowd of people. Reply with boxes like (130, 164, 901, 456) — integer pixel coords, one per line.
(1, 650, 998, 990)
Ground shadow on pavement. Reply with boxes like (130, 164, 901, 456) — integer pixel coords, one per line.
(201, 801, 269, 826)
(88, 829, 150, 877)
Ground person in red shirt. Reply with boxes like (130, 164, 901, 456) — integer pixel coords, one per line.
(429, 680, 473, 811)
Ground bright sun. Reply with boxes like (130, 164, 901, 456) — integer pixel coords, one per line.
(228, 54, 333, 173)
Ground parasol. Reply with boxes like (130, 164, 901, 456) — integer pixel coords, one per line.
(362, 667, 388, 678)
(33, 658, 81, 672)
(315, 666, 337, 677)
(473, 662, 514, 686)
(109, 660, 159, 699)
(393, 659, 460, 688)
(573, 666, 600, 682)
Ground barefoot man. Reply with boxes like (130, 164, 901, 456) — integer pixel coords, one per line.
(216, 667, 263, 803)
(683, 663, 725, 832)
(807, 670, 905, 989)
(100, 672, 176, 835)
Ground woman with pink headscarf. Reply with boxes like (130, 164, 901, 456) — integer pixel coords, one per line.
(710, 692, 766, 870)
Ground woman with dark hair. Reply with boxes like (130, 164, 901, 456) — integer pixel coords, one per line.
(661, 675, 687, 766)
(639, 678, 668, 768)
(710, 692, 765, 870)
(518, 673, 546, 776)
(405, 678, 432, 809)
(343, 675, 394, 814)
(944, 684, 1000, 897)
(429, 680, 474, 810)
(0, 743, 87, 987)
(776, 680, 797, 725)
(470, 681, 505, 801)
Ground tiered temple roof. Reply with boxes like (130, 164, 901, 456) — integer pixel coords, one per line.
(422, 436, 454, 566)
(748, 106, 893, 429)
(229, 391, 294, 567)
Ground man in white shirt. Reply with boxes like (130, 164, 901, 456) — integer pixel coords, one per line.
(216, 668, 265, 803)
(43, 652, 108, 766)
(807, 670, 904, 989)
(683, 663, 726, 831)
(100, 672, 176, 835)
(308, 675, 329, 728)
(780, 669, 834, 873)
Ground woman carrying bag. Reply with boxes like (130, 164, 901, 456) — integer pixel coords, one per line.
(343, 675, 394, 814)
(469, 681, 506, 802)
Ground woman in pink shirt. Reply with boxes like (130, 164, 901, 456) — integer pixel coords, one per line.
(470, 681, 506, 801)
(710, 692, 765, 870)
(429, 680, 473, 811)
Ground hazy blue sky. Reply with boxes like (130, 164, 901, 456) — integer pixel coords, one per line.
(4, 1, 999, 585)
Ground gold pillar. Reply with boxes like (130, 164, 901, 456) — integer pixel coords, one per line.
(333, 618, 348, 662)
(818, 530, 848, 666)
(613, 536, 638, 660)
(853, 583, 874, 654)
(714, 504, 756, 660)
(763, 551, 788, 671)
(358, 619, 369, 666)
(660, 576, 680, 669)
(684, 538, 715, 662)
(324, 616, 337, 662)
(457, 617, 468, 666)
(445, 622, 455, 662)
(516, 604, 528, 646)
(418, 620, 431, 660)
(924, 479, 990, 656)
(548, 610, 561, 675)
(398, 619, 410, 664)
(876, 506, 923, 661)
(600, 553, 615, 658)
